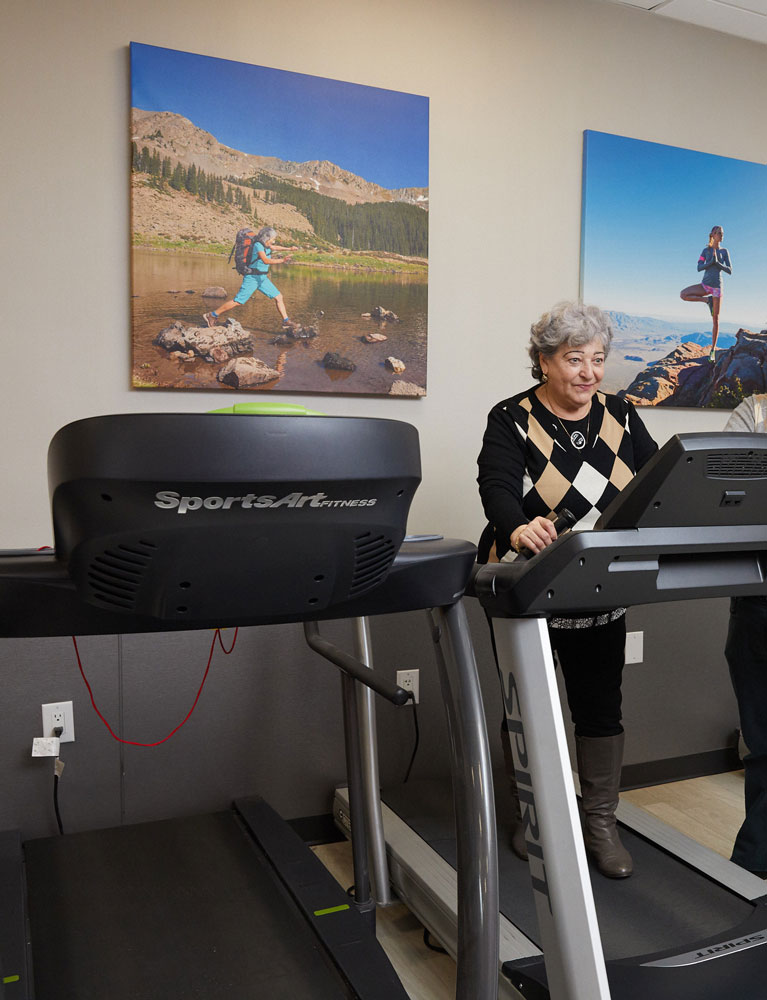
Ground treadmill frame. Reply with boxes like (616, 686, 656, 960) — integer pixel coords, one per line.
(476, 518, 767, 998)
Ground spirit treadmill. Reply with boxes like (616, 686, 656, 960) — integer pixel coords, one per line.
(359, 431, 767, 1000)
(0, 413, 498, 1000)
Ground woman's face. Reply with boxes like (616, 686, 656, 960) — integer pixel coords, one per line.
(540, 338, 606, 413)
(710, 228, 723, 246)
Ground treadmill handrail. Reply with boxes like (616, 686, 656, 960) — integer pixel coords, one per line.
(473, 524, 767, 618)
(303, 621, 410, 705)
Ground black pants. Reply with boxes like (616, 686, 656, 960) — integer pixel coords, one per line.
(491, 613, 626, 740)
(724, 595, 767, 870)
(550, 615, 626, 738)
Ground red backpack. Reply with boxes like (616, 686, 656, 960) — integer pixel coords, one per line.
(228, 229, 258, 275)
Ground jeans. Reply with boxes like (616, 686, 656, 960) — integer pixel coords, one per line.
(725, 596, 767, 871)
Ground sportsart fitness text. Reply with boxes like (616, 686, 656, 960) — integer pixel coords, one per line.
(154, 491, 379, 514)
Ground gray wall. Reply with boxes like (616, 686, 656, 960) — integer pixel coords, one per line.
(0, 596, 737, 841)
(1, 621, 368, 838)
(623, 599, 738, 765)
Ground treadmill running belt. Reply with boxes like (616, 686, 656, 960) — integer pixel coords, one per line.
(24, 812, 355, 1000)
(382, 778, 754, 960)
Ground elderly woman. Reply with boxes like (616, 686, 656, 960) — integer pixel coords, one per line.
(477, 301, 657, 879)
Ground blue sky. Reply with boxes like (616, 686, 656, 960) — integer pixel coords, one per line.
(581, 131, 767, 330)
(130, 42, 429, 190)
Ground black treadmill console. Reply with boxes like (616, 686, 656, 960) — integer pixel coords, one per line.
(46, 414, 421, 622)
(596, 431, 767, 529)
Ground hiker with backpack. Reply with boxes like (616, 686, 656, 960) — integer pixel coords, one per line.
(204, 226, 297, 329)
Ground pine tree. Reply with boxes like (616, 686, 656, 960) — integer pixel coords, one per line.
(185, 164, 198, 195)
(170, 163, 185, 191)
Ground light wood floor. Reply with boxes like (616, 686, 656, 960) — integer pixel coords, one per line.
(313, 769, 748, 1000)
(622, 769, 746, 859)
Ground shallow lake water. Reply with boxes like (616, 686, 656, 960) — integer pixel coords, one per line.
(131, 249, 427, 396)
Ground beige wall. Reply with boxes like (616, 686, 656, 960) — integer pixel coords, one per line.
(3, 0, 767, 547)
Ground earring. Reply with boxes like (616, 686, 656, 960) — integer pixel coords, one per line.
(541, 373, 548, 383)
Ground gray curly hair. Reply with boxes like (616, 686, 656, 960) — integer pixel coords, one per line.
(528, 301, 613, 381)
(256, 226, 277, 244)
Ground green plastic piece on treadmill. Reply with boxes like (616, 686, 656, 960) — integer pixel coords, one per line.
(207, 402, 324, 416)
(313, 904, 351, 917)
(2, 975, 20, 984)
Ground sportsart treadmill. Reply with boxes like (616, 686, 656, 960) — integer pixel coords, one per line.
(471, 431, 767, 1000)
(0, 413, 498, 1000)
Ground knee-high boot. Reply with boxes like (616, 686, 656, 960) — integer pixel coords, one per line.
(500, 723, 528, 861)
(575, 732, 633, 879)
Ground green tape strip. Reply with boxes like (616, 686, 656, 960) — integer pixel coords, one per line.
(207, 402, 324, 416)
(3, 975, 20, 984)
(313, 904, 350, 917)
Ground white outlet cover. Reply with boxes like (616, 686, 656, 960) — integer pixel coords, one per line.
(41, 701, 75, 743)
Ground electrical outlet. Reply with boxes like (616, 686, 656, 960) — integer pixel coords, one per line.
(625, 631, 644, 665)
(396, 669, 420, 704)
(41, 701, 75, 743)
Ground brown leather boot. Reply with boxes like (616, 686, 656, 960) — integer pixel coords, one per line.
(575, 733, 633, 879)
(500, 723, 528, 861)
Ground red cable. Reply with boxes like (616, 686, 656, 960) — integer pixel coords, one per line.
(217, 627, 239, 654)
(71, 627, 236, 747)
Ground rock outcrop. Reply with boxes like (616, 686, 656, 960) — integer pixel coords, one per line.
(361, 306, 400, 323)
(385, 357, 406, 374)
(270, 316, 321, 345)
(389, 380, 425, 396)
(217, 357, 281, 388)
(323, 352, 356, 372)
(153, 318, 253, 363)
(620, 329, 767, 408)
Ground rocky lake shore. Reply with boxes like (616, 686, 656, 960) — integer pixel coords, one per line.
(620, 328, 767, 408)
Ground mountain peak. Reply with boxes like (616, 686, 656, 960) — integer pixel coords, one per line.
(131, 108, 428, 208)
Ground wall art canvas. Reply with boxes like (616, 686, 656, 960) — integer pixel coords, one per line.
(580, 130, 767, 408)
(130, 43, 429, 397)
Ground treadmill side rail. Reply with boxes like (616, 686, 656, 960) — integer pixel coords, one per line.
(234, 795, 410, 999)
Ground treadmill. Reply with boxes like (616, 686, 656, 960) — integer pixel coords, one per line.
(0, 412, 498, 1000)
(340, 431, 767, 999)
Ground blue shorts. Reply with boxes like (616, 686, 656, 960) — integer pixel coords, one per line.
(234, 272, 280, 304)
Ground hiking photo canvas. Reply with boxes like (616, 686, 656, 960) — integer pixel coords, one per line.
(130, 42, 429, 396)
(580, 130, 767, 408)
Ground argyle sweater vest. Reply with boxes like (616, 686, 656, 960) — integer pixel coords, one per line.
(477, 388, 657, 561)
